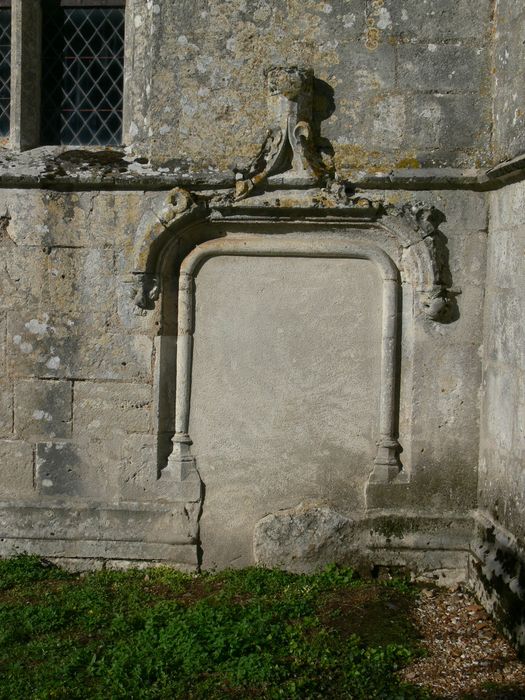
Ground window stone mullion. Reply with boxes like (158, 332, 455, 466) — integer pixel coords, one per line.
(10, 0, 41, 151)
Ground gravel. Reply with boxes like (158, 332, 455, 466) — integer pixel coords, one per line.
(400, 586, 525, 699)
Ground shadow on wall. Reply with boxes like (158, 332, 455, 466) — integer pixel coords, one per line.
(433, 226, 460, 324)
(313, 77, 336, 178)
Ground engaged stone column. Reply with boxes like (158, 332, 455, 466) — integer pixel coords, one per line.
(162, 271, 199, 486)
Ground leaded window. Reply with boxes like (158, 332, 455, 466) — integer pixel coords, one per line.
(41, 1, 125, 146)
(0, 1, 11, 138)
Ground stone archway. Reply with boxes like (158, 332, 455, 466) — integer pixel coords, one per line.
(165, 235, 402, 488)
(129, 187, 454, 567)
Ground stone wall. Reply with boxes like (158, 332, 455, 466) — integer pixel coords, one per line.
(0, 189, 159, 500)
(188, 188, 487, 569)
(471, 181, 525, 648)
(0, 190, 199, 566)
(492, 0, 525, 163)
(465, 0, 525, 649)
(479, 181, 525, 539)
(190, 255, 383, 568)
(0, 0, 524, 649)
(125, 0, 493, 175)
(0, 182, 487, 574)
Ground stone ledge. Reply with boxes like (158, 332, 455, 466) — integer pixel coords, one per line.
(0, 499, 199, 547)
(0, 147, 523, 192)
(0, 538, 197, 565)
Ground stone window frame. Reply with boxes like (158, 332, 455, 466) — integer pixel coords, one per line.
(0, 0, 11, 142)
(9, 0, 127, 151)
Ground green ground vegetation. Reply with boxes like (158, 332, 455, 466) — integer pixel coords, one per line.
(0, 555, 430, 699)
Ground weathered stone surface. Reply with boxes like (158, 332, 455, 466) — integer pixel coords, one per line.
(403, 94, 491, 153)
(4, 190, 155, 248)
(15, 379, 72, 440)
(118, 433, 158, 499)
(383, 0, 492, 39)
(46, 558, 105, 573)
(398, 44, 488, 93)
(0, 245, 48, 311)
(470, 515, 525, 650)
(486, 223, 525, 290)
(36, 432, 160, 502)
(329, 40, 396, 96)
(0, 312, 6, 378)
(492, 0, 525, 162)
(122, 0, 492, 172)
(73, 382, 152, 435)
(479, 181, 525, 553)
(189, 254, 382, 568)
(35, 439, 124, 499)
(484, 289, 525, 369)
(0, 538, 198, 564)
(253, 504, 354, 572)
(45, 248, 116, 320)
(490, 184, 525, 230)
(0, 380, 12, 437)
(0, 499, 198, 545)
(7, 311, 153, 381)
(0, 440, 34, 498)
(0, 500, 200, 565)
(35, 442, 87, 498)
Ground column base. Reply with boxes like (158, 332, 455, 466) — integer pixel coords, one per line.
(369, 438, 401, 484)
(156, 434, 202, 501)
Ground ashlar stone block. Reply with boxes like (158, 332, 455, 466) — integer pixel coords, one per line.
(35, 443, 81, 497)
(0, 440, 34, 498)
(7, 310, 153, 381)
(0, 379, 12, 437)
(383, 0, 492, 40)
(45, 247, 116, 319)
(397, 44, 487, 93)
(35, 440, 112, 499)
(0, 312, 6, 378)
(0, 245, 48, 311)
(118, 433, 158, 499)
(15, 379, 72, 440)
(73, 382, 152, 434)
(254, 504, 355, 573)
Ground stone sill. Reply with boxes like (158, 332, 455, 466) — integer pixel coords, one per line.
(0, 146, 522, 192)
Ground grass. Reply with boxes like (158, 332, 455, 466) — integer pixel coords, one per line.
(0, 555, 430, 699)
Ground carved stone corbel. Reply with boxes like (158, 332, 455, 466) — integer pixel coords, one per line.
(131, 272, 160, 311)
(235, 66, 327, 200)
(420, 286, 453, 321)
(385, 201, 458, 322)
(157, 187, 194, 226)
(401, 202, 446, 237)
(132, 187, 196, 311)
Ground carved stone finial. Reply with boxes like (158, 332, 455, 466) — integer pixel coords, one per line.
(235, 66, 327, 200)
(266, 65, 311, 100)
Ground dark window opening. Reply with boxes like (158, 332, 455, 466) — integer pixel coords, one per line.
(41, 1, 125, 146)
(0, 2, 10, 138)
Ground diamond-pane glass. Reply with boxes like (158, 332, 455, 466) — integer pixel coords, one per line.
(41, 5, 124, 146)
(0, 9, 11, 138)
